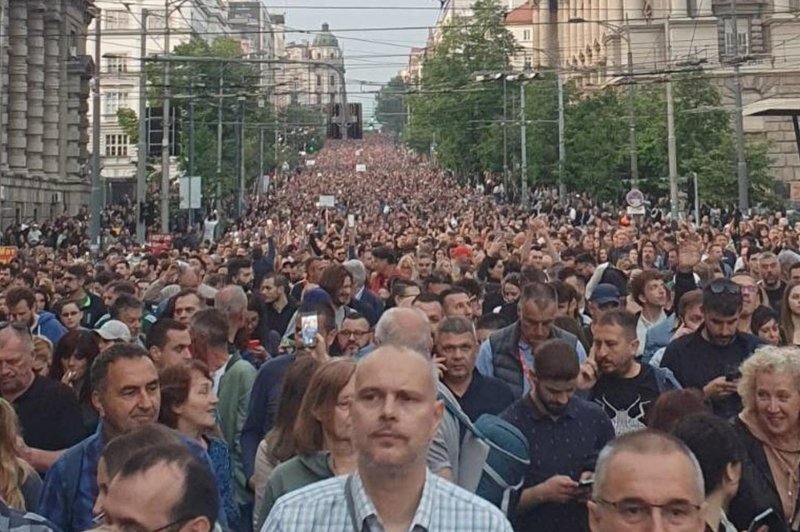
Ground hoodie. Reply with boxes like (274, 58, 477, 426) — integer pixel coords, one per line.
(33, 311, 67, 347)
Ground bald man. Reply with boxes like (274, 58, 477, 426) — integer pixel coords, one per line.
(263, 346, 512, 531)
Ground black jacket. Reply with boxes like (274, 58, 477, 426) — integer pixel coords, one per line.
(729, 416, 796, 532)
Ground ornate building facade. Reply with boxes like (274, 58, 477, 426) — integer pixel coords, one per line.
(0, 0, 95, 223)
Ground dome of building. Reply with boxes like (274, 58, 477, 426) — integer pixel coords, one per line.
(313, 23, 339, 48)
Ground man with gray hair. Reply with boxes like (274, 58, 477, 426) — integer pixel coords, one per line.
(214, 284, 248, 346)
(588, 430, 706, 532)
(374, 307, 432, 355)
(343, 259, 383, 324)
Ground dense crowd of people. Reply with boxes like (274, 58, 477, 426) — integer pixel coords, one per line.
(1, 133, 800, 531)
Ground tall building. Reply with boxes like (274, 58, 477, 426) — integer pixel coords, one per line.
(87, 0, 230, 202)
(274, 23, 345, 110)
(0, 0, 96, 224)
(228, 1, 277, 89)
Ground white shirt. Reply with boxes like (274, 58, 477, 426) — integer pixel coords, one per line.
(212, 354, 231, 395)
(636, 310, 666, 356)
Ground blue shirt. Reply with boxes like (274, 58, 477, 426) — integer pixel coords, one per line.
(476, 337, 587, 396)
(262, 469, 513, 531)
(500, 395, 614, 532)
(0, 500, 57, 532)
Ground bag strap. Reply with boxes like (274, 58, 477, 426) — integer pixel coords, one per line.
(439, 391, 482, 440)
(344, 475, 361, 532)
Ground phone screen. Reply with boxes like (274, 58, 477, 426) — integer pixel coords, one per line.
(348, 214, 355, 227)
(300, 313, 318, 348)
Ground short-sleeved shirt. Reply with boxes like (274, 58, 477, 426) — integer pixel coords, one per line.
(11, 375, 85, 451)
(500, 394, 615, 532)
(448, 371, 514, 422)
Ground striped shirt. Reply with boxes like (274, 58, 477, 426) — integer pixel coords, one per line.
(262, 469, 513, 532)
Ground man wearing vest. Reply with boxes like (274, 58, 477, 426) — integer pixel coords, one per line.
(476, 282, 587, 398)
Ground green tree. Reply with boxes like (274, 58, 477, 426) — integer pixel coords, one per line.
(375, 75, 408, 135)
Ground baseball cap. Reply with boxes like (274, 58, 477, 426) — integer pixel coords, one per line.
(589, 283, 621, 306)
(95, 320, 131, 342)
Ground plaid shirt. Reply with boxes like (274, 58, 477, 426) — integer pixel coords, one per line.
(262, 469, 512, 532)
(0, 501, 58, 532)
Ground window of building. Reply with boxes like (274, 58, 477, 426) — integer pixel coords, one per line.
(104, 134, 129, 157)
(724, 18, 750, 56)
(103, 92, 129, 115)
(105, 10, 130, 30)
(316, 75, 322, 86)
(105, 55, 128, 73)
(316, 94, 321, 104)
(147, 15, 165, 30)
(523, 29, 532, 41)
(330, 75, 336, 87)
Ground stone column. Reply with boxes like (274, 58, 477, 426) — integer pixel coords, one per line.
(671, 0, 688, 16)
(0, 0, 8, 172)
(26, 1, 45, 174)
(697, 0, 712, 16)
(587, 0, 597, 63)
(538, 0, 551, 66)
(7, 0, 28, 171)
(570, 0, 579, 64)
(599, 0, 609, 62)
(624, 0, 643, 23)
(43, 11, 61, 176)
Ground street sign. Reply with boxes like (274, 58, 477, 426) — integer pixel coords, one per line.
(0, 246, 18, 264)
(626, 188, 645, 208)
(627, 205, 646, 216)
(179, 176, 202, 209)
(319, 195, 335, 208)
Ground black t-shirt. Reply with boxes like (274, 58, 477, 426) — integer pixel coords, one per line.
(452, 371, 515, 422)
(11, 375, 86, 451)
(262, 299, 298, 338)
(764, 281, 786, 316)
(589, 364, 662, 435)
(661, 328, 763, 418)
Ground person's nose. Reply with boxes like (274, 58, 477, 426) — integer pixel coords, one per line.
(380, 394, 398, 420)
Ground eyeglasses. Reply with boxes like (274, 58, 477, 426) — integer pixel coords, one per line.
(94, 512, 192, 532)
(338, 330, 371, 338)
(594, 498, 702, 526)
(708, 280, 740, 295)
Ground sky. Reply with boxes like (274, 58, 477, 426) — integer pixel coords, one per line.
(274, 0, 442, 117)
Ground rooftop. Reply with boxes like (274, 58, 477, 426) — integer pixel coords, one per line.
(505, 1, 534, 25)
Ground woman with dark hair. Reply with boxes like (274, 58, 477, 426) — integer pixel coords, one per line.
(158, 359, 238, 527)
(254, 359, 357, 529)
(49, 330, 100, 437)
(751, 305, 783, 346)
(252, 356, 321, 526)
(646, 388, 709, 433)
(318, 264, 356, 328)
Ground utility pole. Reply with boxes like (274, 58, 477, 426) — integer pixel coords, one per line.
(502, 77, 509, 196)
(557, 73, 566, 201)
(188, 87, 195, 228)
(89, 7, 102, 251)
(216, 64, 223, 211)
(160, 0, 171, 233)
(136, 9, 148, 243)
(520, 81, 529, 209)
(693, 172, 700, 223)
(0, 2, 6, 232)
(731, 0, 748, 211)
(625, 17, 639, 189)
(258, 96, 264, 196)
(238, 96, 246, 216)
(665, 16, 679, 218)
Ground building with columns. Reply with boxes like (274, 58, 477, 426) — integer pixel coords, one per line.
(0, 0, 95, 224)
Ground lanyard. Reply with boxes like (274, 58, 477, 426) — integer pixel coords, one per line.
(517, 348, 530, 376)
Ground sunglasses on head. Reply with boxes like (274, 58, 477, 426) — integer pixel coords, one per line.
(708, 280, 741, 295)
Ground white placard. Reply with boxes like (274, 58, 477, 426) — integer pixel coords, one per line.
(356, 164, 367, 173)
(179, 176, 202, 209)
(306, 159, 316, 167)
(319, 195, 335, 208)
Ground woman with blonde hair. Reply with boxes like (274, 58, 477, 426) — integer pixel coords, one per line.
(0, 399, 42, 511)
(254, 358, 357, 529)
(397, 254, 417, 281)
(730, 346, 800, 531)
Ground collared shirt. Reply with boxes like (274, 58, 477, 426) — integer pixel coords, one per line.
(500, 395, 615, 532)
(262, 469, 512, 532)
(212, 354, 232, 395)
(0, 500, 56, 532)
(636, 310, 666, 356)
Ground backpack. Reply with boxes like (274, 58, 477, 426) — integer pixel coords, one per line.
(440, 394, 530, 515)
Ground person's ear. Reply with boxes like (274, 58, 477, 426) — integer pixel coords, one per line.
(181, 516, 212, 532)
(92, 390, 105, 420)
(630, 338, 640, 354)
(148, 346, 161, 364)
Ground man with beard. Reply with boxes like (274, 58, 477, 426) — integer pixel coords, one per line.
(757, 252, 785, 314)
(581, 310, 680, 435)
(661, 279, 763, 418)
(501, 339, 613, 532)
(259, 273, 297, 338)
(61, 264, 106, 328)
(335, 311, 373, 358)
(226, 258, 254, 292)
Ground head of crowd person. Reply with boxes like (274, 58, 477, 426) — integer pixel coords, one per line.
(34, 287, 51, 313)
(575, 253, 597, 282)
(629, 270, 667, 313)
(416, 252, 434, 279)
(0, 398, 35, 510)
(440, 286, 474, 321)
(342, 259, 367, 294)
(374, 307, 433, 356)
(336, 310, 373, 358)
(259, 272, 290, 307)
(304, 257, 328, 285)
(750, 305, 782, 346)
(731, 272, 761, 318)
(61, 264, 89, 298)
(422, 271, 452, 296)
(0, 263, 14, 289)
(102, 281, 137, 310)
(672, 413, 745, 531)
(455, 278, 485, 319)
(592, 310, 639, 379)
(646, 389, 709, 433)
(518, 282, 561, 348)
(529, 339, 580, 416)
(90, 343, 160, 440)
(32, 336, 53, 377)
(412, 293, 444, 333)
(158, 359, 218, 440)
(674, 290, 705, 336)
(435, 316, 479, 387)
(93, 423, 183, 519)
(790, 262, 800, 283)
(371, 246, 397, 277)
(94, 320, 132, 352)
(188, 308, 231, 372)
(758, 252, 783, 289)
(213, 285, 247, 344)
(389, 278, 421, 308)
(738, 346, 800, 448)
(319, 264, 354, 309)
(146, 318, 192, 370)
(0, 322, 35, 402)
(587, 284, 621, 320)
(50, 329, 100, 402)
(780, 279, 800, 343)
(588, 430, 705, 532)
(502, 273, 521, 305)
(702, 279, 743, 346)
(109, 294, 144, 341)
(475, 313, 508, 344)
(551, 280, 579, 320)
(101, 443, 219, 532)
(225, 257, 253, 291)
(55, 298, 84, 332)
(350, 345, 443, 476)
(6, 287, 41, 330)
(291, 302, 338, 356)
(165, 289, 205, 326)
(397, 254, 417, 280)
